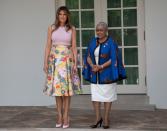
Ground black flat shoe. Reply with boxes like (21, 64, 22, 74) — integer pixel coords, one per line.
(90, 118, 103, 128)
(103, 125, 110, 129)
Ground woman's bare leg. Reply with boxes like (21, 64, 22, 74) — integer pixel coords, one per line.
(63, 96, 71, 125)
(92, 101, 101, 123)
(104, 102, 112, 126)
(55, 96, 63, 124)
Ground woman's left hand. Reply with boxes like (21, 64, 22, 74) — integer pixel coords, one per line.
(72, 64, 77, 74)
(92, 65, 101, 72)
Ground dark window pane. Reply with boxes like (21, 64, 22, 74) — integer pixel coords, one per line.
(123, 9, 137, 26)
(124, 29, 137, 46)
(125, 67, 139, 84)
(107, 0, 121, 8)
(108, 10, 121, 27)
(81, 0, 94, 9)
(123, 0, 137, 7)
(70, 11, 79, 28)
(76, 30, 80, 47)
(66, 0, 79, 9)
(82, 30, 95, 47)
(82, 49, 87, 61)
(108, 29, 122, 46)
(81, 11, 94, 28)
(124, 48, 138, 65)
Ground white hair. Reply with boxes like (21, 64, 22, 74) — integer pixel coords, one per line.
(96, 22, 108, 31)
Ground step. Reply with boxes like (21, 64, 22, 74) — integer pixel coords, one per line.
(48, 95, 156, 111)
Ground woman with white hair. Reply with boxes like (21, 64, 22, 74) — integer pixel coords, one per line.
(82, 22, 126, 129)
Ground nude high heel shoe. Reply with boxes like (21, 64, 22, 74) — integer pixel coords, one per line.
(55, 123, 62, 128)
(62, 117, 70, 129)
(56, 117, 62, 128)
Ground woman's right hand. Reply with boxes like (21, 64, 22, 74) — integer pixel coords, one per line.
(43, 63, 48, 74)
(92, 65, 103, 72)
(92, 65, 99, 72)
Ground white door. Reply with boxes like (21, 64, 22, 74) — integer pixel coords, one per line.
(56, 0, 146, 94)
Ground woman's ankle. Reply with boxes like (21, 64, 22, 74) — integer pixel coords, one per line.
(57, 115, 62, 123)
(103, 118, 109, 126)
(63, 115, 69, 125)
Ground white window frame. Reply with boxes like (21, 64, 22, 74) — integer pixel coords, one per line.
(55, 0, 146, 94)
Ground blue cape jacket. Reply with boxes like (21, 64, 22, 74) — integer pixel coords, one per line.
(82, 37, 126, 84)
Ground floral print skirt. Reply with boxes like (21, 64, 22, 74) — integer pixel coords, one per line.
(43, 45, 82, 96)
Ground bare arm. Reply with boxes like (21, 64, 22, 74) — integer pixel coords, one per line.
(91, 59, 111, 72)
(71, 26, 77, 66)
(87, 55, 94, 68)
(86, 48, 111, 69)
(43, 26, 52, 73)
(87, 53, 99, 72)
(86, 45, 112, 72)
(100, 59, 111, 69)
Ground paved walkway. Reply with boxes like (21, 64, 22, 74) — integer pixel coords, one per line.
(0, 129, 152, 131)
(0, 106, 167, 130)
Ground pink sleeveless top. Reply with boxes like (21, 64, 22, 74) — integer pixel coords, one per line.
(51, 26, 72, 46)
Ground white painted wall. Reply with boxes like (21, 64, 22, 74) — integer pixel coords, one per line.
(1, 0, 167, 109)
(0, 0, 55, 105)
(145, 0, 167, 109)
